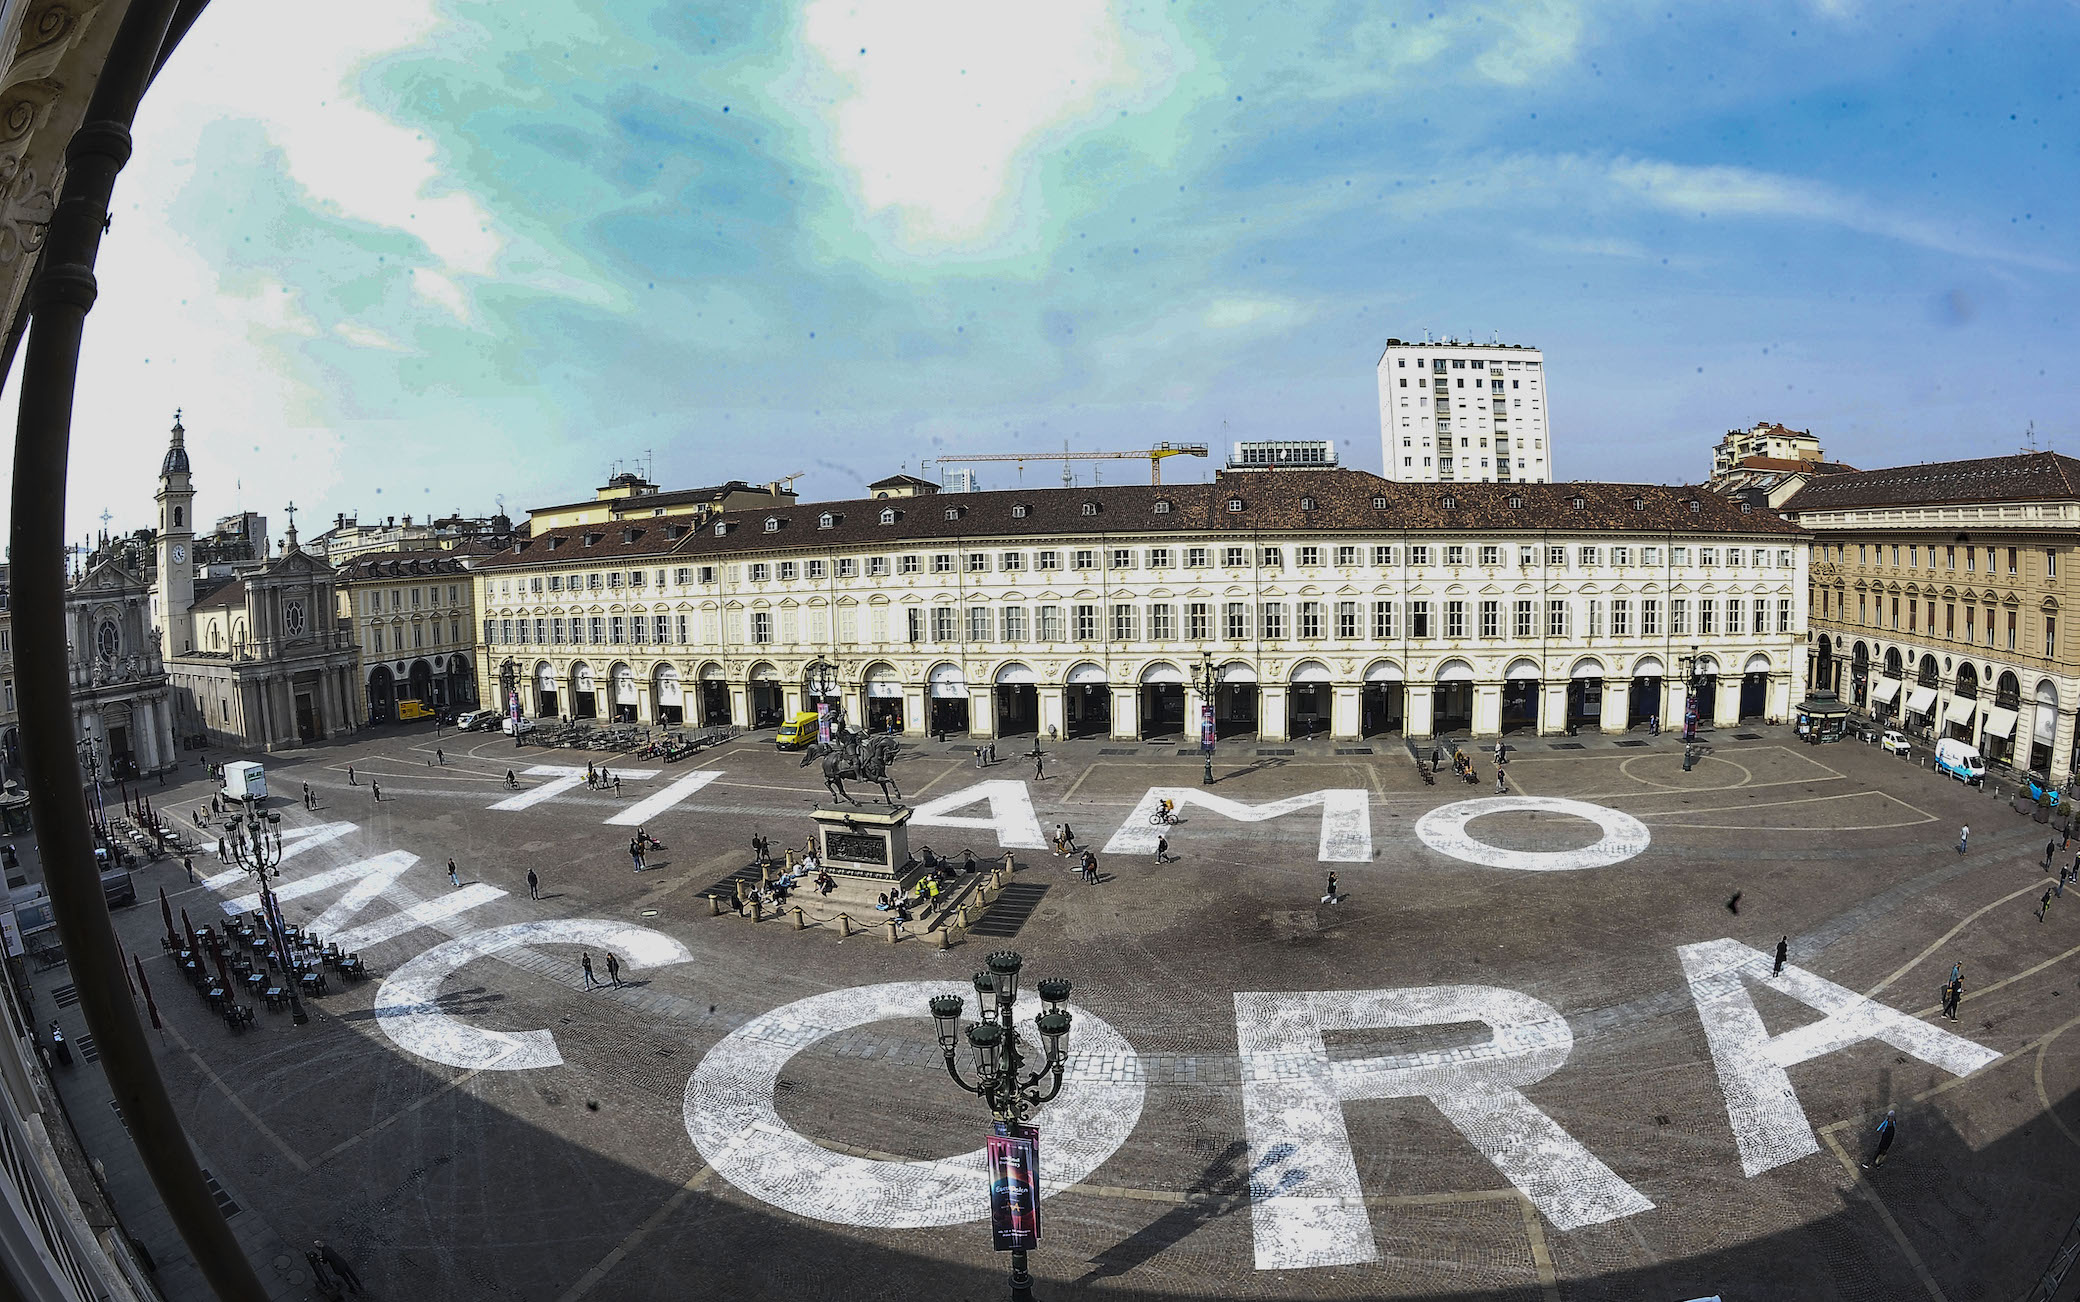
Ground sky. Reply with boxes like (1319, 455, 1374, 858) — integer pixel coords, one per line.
(11, 0, 2076, 547)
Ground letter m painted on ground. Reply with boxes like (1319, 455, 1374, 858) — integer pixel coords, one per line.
(1104, 788, 1370, 862)
(1678, 938, 2000, 1177)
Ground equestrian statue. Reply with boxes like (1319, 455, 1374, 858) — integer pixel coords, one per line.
(801, 731, 904, 806)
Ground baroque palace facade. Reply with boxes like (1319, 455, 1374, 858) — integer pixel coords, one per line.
(1789, 451, 2080, 781)
(471, 471, 1807, 742)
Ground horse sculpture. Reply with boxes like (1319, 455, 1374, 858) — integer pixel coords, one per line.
(801, 733, 903, 805)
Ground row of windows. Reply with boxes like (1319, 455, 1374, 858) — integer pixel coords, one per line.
(368, 618, 463, 654)
(483, 597, 1794, 650)
(1827, 591, 2058, 657)
(490, 542, 1795, 597)
(358, 585, 463, 613)
(1392, 356, 1542, 372)
(1822, 542, 2056, 580)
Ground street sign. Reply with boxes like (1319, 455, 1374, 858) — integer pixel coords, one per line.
(987, 1123, 1040, 1251)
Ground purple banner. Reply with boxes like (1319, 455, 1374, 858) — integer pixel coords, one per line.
(986, 1124, 1040, 1251)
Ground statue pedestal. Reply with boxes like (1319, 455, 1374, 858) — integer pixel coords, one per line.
(809, 805, 922, 906)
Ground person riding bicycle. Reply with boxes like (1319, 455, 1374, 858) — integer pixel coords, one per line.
(504, 770, 518, 789)
(1156, 798, 1176, 824)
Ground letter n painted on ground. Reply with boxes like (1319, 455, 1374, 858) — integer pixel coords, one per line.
(1233, 986, 1652, 1270)
(1105, 788, 1371, 862)
(1678, 938, 2000, 1177)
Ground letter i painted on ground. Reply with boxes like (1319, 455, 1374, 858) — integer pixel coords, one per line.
(1678, 938, 2000, 1177)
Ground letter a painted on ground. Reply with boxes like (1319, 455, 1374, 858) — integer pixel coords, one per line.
(1233, 986, 1652, 1271)
(1678, 938, 2000, 1177)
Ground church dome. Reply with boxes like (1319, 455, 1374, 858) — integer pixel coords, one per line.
(160, 443, 190, 475)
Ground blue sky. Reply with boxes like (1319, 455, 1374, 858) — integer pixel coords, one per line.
(20, 0, 2076, 545)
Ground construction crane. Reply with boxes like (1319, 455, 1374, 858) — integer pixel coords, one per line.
(925, 442, 1210, 487)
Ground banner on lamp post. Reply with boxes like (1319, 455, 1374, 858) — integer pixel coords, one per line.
(986, 1123, 1040, 1251)
(1199, 704, 1215, 750)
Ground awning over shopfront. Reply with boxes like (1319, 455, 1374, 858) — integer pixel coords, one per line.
(928, 664, 968, 698)
(1945, 697, 1978, 729)
(864, 667, 903, 698)
(1905, 685, 1937, 716)
(1870, 677, 1901, 704)
(1984, 705, 2020, 739)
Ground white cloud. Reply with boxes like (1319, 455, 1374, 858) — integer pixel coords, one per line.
(793, 0, 1152, 245)
(411, 266, 470, 321)
(333, 322, 407, 351)
(1607, 157, 2072, 272)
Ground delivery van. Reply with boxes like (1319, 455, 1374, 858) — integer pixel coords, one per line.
(775, 712, 822, 750)
(1934, 737, 1986, 786)
(221, 760, 267, 802)
(398, 699, 433, 721)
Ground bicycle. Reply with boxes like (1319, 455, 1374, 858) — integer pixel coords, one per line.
(1148, 808, 1179, 827)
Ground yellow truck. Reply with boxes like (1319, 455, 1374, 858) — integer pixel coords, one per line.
(774, 711, 822, 749)
(397, 699, 433, 721)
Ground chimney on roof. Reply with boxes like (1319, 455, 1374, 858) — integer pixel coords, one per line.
(387, 516, 396, 528)
(403, 515, 412, 527)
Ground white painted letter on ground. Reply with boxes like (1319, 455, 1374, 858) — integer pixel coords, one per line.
(1234, 985, 1652, 1270)
(686, 981, 1144, 1228)
(1678, 938, 2000, 1177)
(1414, 796, 1649, 872)
(909, 780, 1046, 849)
(1104, 788, 1371, 862)
(374, 920, 691, 1071)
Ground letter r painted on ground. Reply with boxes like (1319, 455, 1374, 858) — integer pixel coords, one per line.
(1106, 788, 1372, 862)
(1678, 938, 2000, 1177)
(1233, 986, 1652, 1271)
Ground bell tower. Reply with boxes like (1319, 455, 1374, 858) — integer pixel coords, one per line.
(154, 410, 196, 656)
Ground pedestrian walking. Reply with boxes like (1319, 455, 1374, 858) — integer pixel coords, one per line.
(2050, 840, 2060, 871)
(48, 1023, 69, 1067)
(1322, 871, 1341, 905)
(301, 781, 312, 808)
(1063, 823, 1077, 853)
(1862, 1109, 1896, 1169)
(630, 837, 645, 872)
(183, 855, 194, 884)
(436, 748, 445, 766)
(605, 952, 621, 988)
(1942, 977, 1964, 1020)
(211, 794, 221, 814)
(527, 868, 540, 900)
(988, 743, 997, 764)
(1154, 834, 1170, 864)
(371, 779, 382, 802)
(581, 952, 599, 989)
(448, 858, 461, 889)
(586, 761, 595, 787)
(2041, 888, 2055, 922)
(1035, 752, 1045, 780)
(1958, 824, 1969, 854)
(2058, 872, 2067, 899)
(1495, 768, 1506, 795)
(1773, 937, 1788, 977)
(217, 837, 227, 863)
(613, 774, 621, 795)
(313, 1241, 362, 1295)
(1080, 849, 1098, 884)
(346, 765, 355, 785)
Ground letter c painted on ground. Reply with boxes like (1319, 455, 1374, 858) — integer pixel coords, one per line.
(685, 980, 1146, 1229)
(374, 919, 692, 1071)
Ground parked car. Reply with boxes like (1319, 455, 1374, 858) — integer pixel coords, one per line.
(1880, 730, 1912, 755)
(502, 716, 536, 736)
(455, 709, 496, 731)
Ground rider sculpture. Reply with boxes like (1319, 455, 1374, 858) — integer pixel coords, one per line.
(801, 729, 903, 806)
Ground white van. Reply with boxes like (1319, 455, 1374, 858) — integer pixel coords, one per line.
(221, 760, 267, 801)
(1934, 737, 1986, 785)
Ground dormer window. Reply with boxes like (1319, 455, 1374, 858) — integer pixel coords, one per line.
(1010, 504, 1029, 519)
(1740, 502, 1753, 514)
(714, 522, 728, 536)
(1152, 500, 1172, 515)
(1687, 499, 1702, 514)
(1300, 496, 1317, 511)
(818, 512, 834, 529)
(1632, 497, 1646, 511)
(879, 507, 897, 525)
(1080, 502, 1099, 517)
(1371, 496, 1388, 510)
(1441, 495, 1457, 511)
(583, 531, 603, 546)
(944, 507, 961, 521)
(764, 517, 780, 533)
(1508, 496, 1524, 509)
(1227, 498, 1245, 513)
(1570, 496, 1586, 511)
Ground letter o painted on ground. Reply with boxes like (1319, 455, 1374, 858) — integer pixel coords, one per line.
(686, 980, 1145, 1229)
(1415, 796, 1650, 872)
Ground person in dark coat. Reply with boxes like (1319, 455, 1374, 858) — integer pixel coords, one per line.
(1773, 937, 1788, 977)
(313, 1241, 362, 1293)
(1862, 1109, 1896, 1169)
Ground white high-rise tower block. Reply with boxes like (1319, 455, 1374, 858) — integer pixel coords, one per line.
(1376, 338, 1552, 484)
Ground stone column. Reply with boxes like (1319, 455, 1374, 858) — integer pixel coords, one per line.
(903, 686, 927, 736)
(1664, 677, 1687, 731)
(1260, 686, 1290, 742)
(1600, 679, 1631, 733)
(1713, 678, 1742, 728)
(1109, 686, 1138, 741)
(1330, 685, 1362, 740)
(1405, 683, 1436, 739)
(1037, 685, 1066, 740)
(1768, 672, 1792, 723)
(1539, 681, 1569, 736)
(782, 684, 803, 719)
(970, 687, 998, 740)
(2054, 707, 2078, 785)
(1471, 682, 1502, 737)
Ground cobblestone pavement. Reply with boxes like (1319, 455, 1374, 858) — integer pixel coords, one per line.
(53, 722, 2080, 1300)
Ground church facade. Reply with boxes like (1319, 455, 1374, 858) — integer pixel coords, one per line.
(66, 551, 176, 780)
(152, 418, 362, 751)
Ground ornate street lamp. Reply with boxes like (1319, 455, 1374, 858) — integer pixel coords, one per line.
(76, 736, 107, 836)
(229, 793, 305, 1025)
(928, 951, 1074, 1302)
(1191, 651, 1219, 783)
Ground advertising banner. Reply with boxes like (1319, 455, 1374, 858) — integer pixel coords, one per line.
(987, 1123, 1040, 1251)
(508, 689, 522, 721)
(1200, 703, 1215, 750)
(818, 700, 832, 746)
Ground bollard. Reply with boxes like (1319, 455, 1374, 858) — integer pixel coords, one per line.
(786, 849, 799, 870)
(791, 906, 806, 930)
(938, 926, 955, 950)
(1001, 851, 1015, 876)
(761, 862, 773, 885)
(958, 903, 975, 928)
(709, 894, 723, 916)
(885, 920, 900, 944)
(751, 897, 764, 923)
(836, 913, 853, 938)
(733, 878, 747, 904)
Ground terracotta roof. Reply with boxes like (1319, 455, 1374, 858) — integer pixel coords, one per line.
(1783, 452, 2080, 513)
(334, 547, 491, 581)
(474, 472, 1801, 572)
(1734, 455, 1856, 475)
